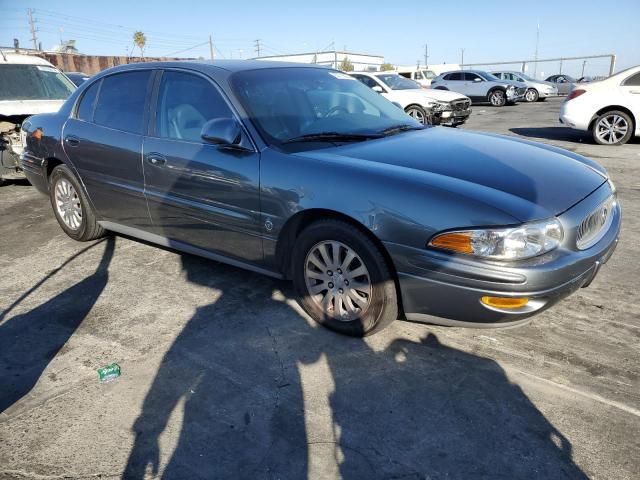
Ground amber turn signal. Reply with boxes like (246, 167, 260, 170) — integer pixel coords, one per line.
(429, 232, 473, 254)
(480, 296, 529, 309)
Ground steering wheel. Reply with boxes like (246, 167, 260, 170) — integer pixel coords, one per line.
(324, 105, 349, 118)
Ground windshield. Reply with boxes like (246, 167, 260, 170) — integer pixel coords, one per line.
(0, 64, 76, 101)
(518, 73, 536, 81)
(230, 68, 420, 148)
(375, 74, 421, 90)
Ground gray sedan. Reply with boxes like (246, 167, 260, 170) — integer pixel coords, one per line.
(21, 61, 620, 336)
(546, 74, 577, 95)
(493, 71, 558, 102)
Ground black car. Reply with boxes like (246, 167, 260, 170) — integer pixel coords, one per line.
(64, 72, 90, 87)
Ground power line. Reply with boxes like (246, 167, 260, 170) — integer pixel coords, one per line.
(162, 41, 209, 57)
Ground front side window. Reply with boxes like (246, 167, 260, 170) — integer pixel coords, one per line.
(375, 74, 420, 90)
(623, 72, 640, 86)
(0, 64, 75, 101)
(93, 71, 151, 134)
(156, 71, 233, 142)
(465, 73, 482, 82)
(230, 67, 420, 148)
(414, 71, 423, 80)
(446, 72, 463, 81)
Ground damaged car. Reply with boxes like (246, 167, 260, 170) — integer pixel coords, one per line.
(0, 51, 75, 184)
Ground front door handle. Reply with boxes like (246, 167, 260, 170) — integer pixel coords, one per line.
(145, 153, 167, 166)
(630, 90, 640, 94)
(65, 135, 80, 147)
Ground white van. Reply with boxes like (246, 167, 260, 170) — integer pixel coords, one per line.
(0, 52, 75, 182)
(395, 64, 461, 88)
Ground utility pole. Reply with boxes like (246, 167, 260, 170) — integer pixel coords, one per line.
(460, 48, 465, 66)
(254, 39, 261, 57)
(424, 44, 429, 68)
(533, 23, 540, 77)
(209, 35, 214, 60)
(559, 58, 563, 74)
(27, 8, 38, 50)
(581, 60, 587, 78)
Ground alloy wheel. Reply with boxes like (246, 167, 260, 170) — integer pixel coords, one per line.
(304, 240, 372, 322)
(525, 89, 538, 102)
(596, 114, 629, 144)
(54, 178, 83, 230)
(490, 91, 505, 106)
(406, 107, 426, 124)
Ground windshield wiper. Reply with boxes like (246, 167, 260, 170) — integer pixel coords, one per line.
(380, 124, 426, 136)
(282, 132, 383, 144)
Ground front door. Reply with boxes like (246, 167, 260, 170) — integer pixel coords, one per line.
(143, 69, 263, 264)
(63, 70, 153, 227)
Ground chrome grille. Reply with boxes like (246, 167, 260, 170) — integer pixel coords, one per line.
(452, 99, 470, 111)
(576, 195, 616, 250)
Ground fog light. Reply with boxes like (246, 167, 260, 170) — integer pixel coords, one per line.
(480, 296, 529, 309)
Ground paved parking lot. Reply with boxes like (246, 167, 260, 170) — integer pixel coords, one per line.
(1, 97, 638, 480)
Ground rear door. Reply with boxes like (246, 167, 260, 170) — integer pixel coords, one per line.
(143, 69, 262, 262)
(443, 72, 466, 94)
(621, 72, 640, 126)
(62, 70, 153, 227)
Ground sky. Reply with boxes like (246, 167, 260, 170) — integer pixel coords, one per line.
(2, 0, 639, 78)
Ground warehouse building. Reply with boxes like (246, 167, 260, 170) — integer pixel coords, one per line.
(253, 50, 384, 71)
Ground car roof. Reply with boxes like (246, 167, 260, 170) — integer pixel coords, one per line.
(0, 52, 57, 66)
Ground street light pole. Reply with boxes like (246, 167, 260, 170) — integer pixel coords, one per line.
(461, 48, 465, 67)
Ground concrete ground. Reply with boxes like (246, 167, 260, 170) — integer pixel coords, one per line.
(0, 97, 638, 480)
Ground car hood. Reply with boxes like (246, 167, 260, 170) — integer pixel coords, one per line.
(0, 99, 65, 117)
(502, 80, 528, 89)
(393, 88, 468, 103)
(296, 127, 607, 222)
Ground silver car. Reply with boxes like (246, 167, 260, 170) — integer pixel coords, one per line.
(545, 74, 577, 95)
(493, 71, 558, 102)
(431, 70, 526, 107)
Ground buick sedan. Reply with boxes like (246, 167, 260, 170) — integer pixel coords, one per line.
(21, 61, 620, 336)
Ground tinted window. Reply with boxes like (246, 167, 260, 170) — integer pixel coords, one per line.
(93, 71, 151, 134)
(156, 71, 233, 142)
(353, 75, 380, 90)
(446, 72, 463, 81)
(623, 72, 640, 86)
(414, 71, 423, 80)
(465, 73, 481, 82)
(76, 80, 100, 122)
(493, 73, 504, 79)
(0, 64, 75, 100)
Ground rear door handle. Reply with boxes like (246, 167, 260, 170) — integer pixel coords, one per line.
(145, 153, 167, 166)
(65, 135, 80, 147)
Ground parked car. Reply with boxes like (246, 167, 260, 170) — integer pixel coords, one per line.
(395, 67, 438, 88)
(545, 74, 577, 95)
(431, 70, 526, 106)
(21, 61, 620, 336)
(351, 72, 472, 127)
(65, 71, 90, 86)
(0, 51, 76, 184)
(492, 71, 558, 102)
(560, 65, 640, 145)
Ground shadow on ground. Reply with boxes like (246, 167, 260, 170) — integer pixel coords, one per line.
(122, 252, 588, 479)
(510, 126, 591, 144)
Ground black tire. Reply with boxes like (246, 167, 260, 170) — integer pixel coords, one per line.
(524, 88, 539, 102)
(434, 86, 448, 90)
(292, 219, 398, 337)
(488, 89, 506, 107)
(404, 104, 431, 125)
(49, 164, 106, 241)
(591, 110, 634, 146)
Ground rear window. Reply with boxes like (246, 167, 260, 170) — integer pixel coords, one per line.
(93, 71, 151, 134)
(0, 64, 75, 101)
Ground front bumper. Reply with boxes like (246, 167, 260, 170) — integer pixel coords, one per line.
(437, 108, 472, 127)
(386, 183, 620, 327)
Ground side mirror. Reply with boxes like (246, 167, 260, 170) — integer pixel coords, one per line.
(201, 118, 242, 146)
(473, 77, 482, 82)
(372, 85, 384, 93)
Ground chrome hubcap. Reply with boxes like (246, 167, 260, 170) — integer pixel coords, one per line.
(55, 178, 82, 230)
(304, 241, 372, 321)
(491, 92, 504, 105)
(596, 115, 628, 144)
(525, 89, 537, 101)
(407, 108, 425, 124)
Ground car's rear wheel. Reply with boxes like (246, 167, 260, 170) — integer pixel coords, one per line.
(405, 105, 431, 125)
(488, 89, 506, 107)
(292, 219, 398, 336)
(49, 164, 106, 241)
(525, 88, 539, 102)
(592, 110, 634, 145)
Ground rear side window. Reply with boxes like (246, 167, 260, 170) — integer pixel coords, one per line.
(446, 72, 463, 81)
(93, 71, 151, 134)
(623, 72, 640, 86)
(155, 71, 233, 142)
(76, 80, 100, 122)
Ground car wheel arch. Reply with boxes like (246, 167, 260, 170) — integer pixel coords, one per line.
(589, 105, 636, 132)
(275, 208, 405, 317)
(44, 157, 65, 184)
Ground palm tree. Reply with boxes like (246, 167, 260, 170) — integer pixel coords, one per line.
(133, 31, 146, 58)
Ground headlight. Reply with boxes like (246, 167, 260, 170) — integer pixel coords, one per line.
(428, 218, 564, 260)
(432, 101, 449, 111)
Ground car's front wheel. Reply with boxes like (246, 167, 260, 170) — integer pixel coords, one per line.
(488, 89, 506, 107)
(292, 219, 398, 336)
(525, 88, 539, 102)
(405, 105, 431, 125)
(49, 164, 106, 241)
(592, 110, 634, 145)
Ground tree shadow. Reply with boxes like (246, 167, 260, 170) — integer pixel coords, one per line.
(124, 254, 587, 479)
(0, 236, 115, 413)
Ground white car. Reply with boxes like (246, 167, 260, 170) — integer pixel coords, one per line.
(0, 52, 75, 182)
(560, 66, 640, 145)
(350, 72, 472, 126)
